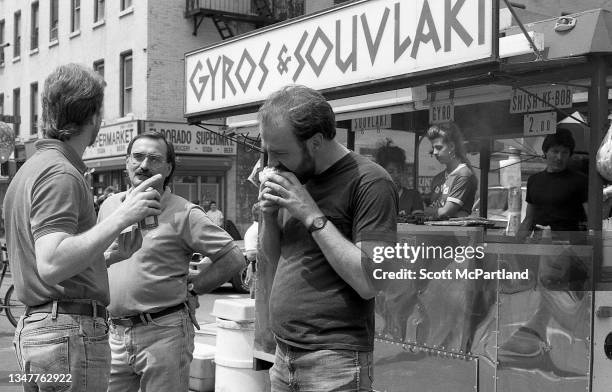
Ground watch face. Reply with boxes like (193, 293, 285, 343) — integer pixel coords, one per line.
(313, 217, 325, 229)
(310, 216, 327, 232)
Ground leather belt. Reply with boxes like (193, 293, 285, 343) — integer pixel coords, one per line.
(109, 303, 185, 327)
(26, 300, 108, 319)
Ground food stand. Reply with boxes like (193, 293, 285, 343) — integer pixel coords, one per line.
(184, 1, 612, 390)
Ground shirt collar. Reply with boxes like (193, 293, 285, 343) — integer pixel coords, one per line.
(35, 139, 88, 174)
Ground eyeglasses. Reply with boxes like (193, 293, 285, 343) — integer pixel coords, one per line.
(129, 152, 166, 166)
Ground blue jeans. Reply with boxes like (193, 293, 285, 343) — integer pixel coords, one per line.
(107, 308, 194, 392)
(270, 340, 373, 392)
(13, 312, 111, 392)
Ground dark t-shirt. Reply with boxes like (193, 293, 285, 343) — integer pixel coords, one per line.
(526, 169, 587, 231)
(3, 140, 109, 306)
(269, 152, 398, 351)
(398, 187, 424, 215)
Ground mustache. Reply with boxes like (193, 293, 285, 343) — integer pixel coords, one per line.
(135, 170, 153, 177)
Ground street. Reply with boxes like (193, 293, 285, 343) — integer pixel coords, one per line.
(0, 282, 247, 392)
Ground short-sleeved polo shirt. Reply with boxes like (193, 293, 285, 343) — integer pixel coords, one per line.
(3, 139, 109, 306)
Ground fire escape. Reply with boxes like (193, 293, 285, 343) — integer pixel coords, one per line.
(185, 0, 304, 40)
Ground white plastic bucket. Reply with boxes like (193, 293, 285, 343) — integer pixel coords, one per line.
(214, 316, 266, 392)
(215, 318, 255, 367)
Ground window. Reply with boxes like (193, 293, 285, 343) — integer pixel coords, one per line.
(30, 83, 38, 135)
(50, 0, 59, 41)
(13, 11, 21, 58)
(120, 0, 132, 11)
(0, 20, 5, 65)
(120, 52, 132, 116)
(0, 93, 4, 115)
(93, 59, 104, 78)
(71, 0, 80, 32)
(94, 0, 105, 22)
(13, 88, 20, 136)
(31, 2, 39, 50)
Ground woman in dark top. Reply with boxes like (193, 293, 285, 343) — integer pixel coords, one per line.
(375, 142, 424, 216)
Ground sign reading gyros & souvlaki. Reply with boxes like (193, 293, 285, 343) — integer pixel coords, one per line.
(144, 121, 236, 155)
(83, 120, 137, 160)
(185, 0, 497, 117)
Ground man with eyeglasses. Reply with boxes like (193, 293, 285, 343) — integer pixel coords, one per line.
(3, 64, 161, 391)
(97, 131, 245, 392)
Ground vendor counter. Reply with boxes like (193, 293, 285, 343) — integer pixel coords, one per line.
(374, 223, 593, 392)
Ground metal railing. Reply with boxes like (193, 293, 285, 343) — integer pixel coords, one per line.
(186, 0, 303, 20)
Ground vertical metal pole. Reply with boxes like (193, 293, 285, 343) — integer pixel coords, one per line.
(588, 55, 608, 392)
(413, 133, 420, 191)
(479, 138, 491, 218)
(347, 122, 355, 151)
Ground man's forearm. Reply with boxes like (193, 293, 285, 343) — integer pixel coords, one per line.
(37, 216, 130, 286)
(191, 246, 246, 294)
(312, 222, 376, 299)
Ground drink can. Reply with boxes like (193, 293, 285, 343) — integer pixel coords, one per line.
(139, 215, 158, 230)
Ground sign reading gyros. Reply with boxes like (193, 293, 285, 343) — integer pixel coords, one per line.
(83, 121, 137, 160)
(185, 0, 496, 117)
(144, 121, 236, 155)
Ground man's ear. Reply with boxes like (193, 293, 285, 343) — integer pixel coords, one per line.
(310, 133, 323, 150)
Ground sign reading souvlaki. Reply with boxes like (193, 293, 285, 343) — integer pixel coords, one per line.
(185, 0, 496, 117)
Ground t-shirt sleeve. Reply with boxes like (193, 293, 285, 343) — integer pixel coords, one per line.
(353, 178, 398, 243)
(447, 175, 477, 207)
(184, 207, 236, 261)
(31, 173, 84, 240)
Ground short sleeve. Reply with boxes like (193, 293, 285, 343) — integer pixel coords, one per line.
(184, 207, 236, 261)
(353, 178, 398, 243)
(447, 175, 477, 207)
(31, 173, 84, 240)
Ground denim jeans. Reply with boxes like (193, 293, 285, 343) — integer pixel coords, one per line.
(107, 308, 194, 392)
(13, 312, 111, 392)
(270, 340, 374, 392)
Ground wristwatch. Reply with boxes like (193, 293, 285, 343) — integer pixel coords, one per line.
(187, 283, 199, 297)
(307, 216, 328, 233)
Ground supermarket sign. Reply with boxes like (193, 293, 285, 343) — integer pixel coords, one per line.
(185, 0, 497, 117)
(144, 121, 236, 155)
(83, 121, 137, 160)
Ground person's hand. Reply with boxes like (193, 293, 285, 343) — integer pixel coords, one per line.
(106, 226, 143, 263)
(114, 174, 163, 227)
(258, 178, 281, 215)
(188, 256, 213, 282)
(261, 171, 323, 227)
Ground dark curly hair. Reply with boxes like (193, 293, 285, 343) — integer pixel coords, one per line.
(374, 139, 406, 170)
(542, 128, 575, 155)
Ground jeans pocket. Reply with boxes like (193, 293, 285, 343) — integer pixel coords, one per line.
(148, 311, 184, 328)
(21, 335, 70, 375)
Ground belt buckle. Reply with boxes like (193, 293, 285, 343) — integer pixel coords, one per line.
(111, 317, 134, 327)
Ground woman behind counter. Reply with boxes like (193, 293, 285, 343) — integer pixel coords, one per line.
(424, 123, 478, 219)
(375, 142, 424, 216)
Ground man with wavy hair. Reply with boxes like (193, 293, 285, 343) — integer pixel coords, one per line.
(3, 64, 161, 391)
